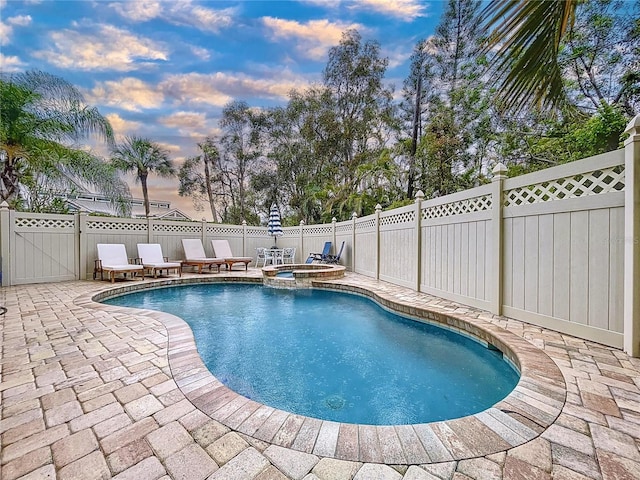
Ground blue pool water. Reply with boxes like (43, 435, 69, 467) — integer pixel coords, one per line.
(104, 284, 519, 425)
(275, 271, 294, 278)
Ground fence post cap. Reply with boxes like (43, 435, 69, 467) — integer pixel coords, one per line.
(242, 220, 247, 225)
(375, 204, 382, 212)
(352, 212, 358, 219)
(415, 190, 425, 201)
(299, 220, 305, 226)
(332, 217, 337, 223)
(0, 201, 9, 210)
(624, 114, 640, 135)
(492, 162, 508, 180)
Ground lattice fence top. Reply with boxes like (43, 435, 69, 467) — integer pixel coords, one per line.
(355, 218, 376, 231)
(283, 229, 298, 236)
(246, 228, 269, 236)
(336, 223, 354, 233)
(304, 225, 333, 235)
(504, 165, 625, 207)
(380, 210, 415, 226)
(207, 225, 244, 235)
(422, 194, 492, 220)
(152, 223, 202, 233)
(15, 217, 75, 230)
(87, 220, 148, 232)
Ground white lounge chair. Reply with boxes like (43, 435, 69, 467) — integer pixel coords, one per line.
(137, 243, 182, 278)
(211, 239, 253, 271)
(181, 239, 225, 273)
(94, 244, 144, 283)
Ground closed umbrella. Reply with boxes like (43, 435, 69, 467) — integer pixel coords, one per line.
(267, 203, 283, 247)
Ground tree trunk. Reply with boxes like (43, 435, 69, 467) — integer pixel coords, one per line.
(203, 158, 218, 222)
(0, 154, 20, 203)
(407, 74, 423, 199)
(140, 173, 150, 218)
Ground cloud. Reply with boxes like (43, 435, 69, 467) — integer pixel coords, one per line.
(164, 1, 237, 34)
(105, 113, 143, 138)
(160, 74, 233, 107)
(351, 0, 427, 20)
(88, 77, 164, 111)
(108, 1, 162, 22)
(107, 0, 236, 33)
(0, 53, 26, 72)
(262, 17, 362, 60)
(302, 0, 426, 20)
(300, 0, 341, 6)
(156, 142, 183, 153)
(33, 23, 168, 71)
(0, 21, 12, 45)
(189, 45, 210, 61)
(8, 15, 32, 27)
(159, 70, 311, 107)
(1, 14, 32, 45)
(383, 44, 413, 69)
(159, 111, 207, 131)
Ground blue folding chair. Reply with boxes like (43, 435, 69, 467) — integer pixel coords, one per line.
(324, 241, 345, 264)
(306, 241, 332, 263)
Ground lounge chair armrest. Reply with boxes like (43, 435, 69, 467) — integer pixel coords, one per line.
(93, 259, 103, 280)
(129, 257, 139, 265)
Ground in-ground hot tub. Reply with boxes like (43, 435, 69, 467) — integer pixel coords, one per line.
(262, 263, 345, 288)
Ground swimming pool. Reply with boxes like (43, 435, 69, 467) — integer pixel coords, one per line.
(104, 283, 519, 425)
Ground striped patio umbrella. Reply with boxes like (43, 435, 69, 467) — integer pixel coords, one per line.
(267, 203, 283, 246)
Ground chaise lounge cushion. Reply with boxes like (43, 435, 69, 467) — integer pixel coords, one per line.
(137, 243, 181, 278)
(181, 239, 225, 273)
(211, 239, 253, 271)
(95, 244, 144, 283)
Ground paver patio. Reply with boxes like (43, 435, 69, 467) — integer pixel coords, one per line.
(1, 270, 639, 479)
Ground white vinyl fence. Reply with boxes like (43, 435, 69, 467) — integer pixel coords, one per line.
(1, 116, 639, 356)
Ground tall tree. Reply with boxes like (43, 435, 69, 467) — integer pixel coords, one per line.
(400, 39, 435, 198)
(321, 29, 398, 219)
(560, 0, 640, 116)
(259, 87, 335, 224)
(217, 101, 265, 224)
(422, 0, 490, 194)
(0, 70, 130, 213)
(178, 137, 222, 222)
(110, 136, 175, 218)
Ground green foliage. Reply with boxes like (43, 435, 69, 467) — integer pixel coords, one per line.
(0, 70, 129, 214)
(178, 138, 222, 222)
(498, 104, 629, 177)
(110, 136, 175, 218)
(481, 0, 579, 113)
(217, 101, 266, 224)
(560, 0, 640, 115)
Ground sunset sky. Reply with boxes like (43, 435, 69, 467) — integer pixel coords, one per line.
(1, 0, 444, 220)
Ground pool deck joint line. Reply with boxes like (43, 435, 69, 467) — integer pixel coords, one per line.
(1, 270, 639, 479)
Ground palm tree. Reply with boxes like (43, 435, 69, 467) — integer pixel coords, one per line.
(481, 0, 579, 113)
(0, 70, 130, 213)
(110, 136, 176, 217)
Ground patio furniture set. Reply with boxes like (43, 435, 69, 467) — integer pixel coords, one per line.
(93, 239, 252, 283)
(94, 240, 346, 283)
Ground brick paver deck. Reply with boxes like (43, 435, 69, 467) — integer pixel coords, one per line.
(1, 270, 639, 479)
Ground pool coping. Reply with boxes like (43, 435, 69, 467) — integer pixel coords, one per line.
(76, 274, 566, 465)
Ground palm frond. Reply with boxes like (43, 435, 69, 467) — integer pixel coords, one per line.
(481, 0, 579, 113)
